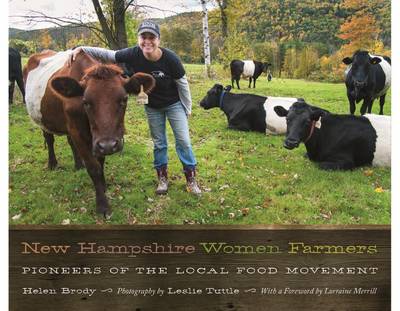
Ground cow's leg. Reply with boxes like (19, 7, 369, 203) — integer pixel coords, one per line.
(229, 120, 251, 131)
(379, 94, 385, 115)
(360, 99, 371, 115)
(85, 158, 109, 217)
(9, 80, 15, 105)
(16, 76, 25, 104)
(367, 98, 374, 114)
(253, 78, 256, 88)
(236, 79, 240, 89)
(318, 154, 355, 171)
(67, 135, 84, 170)
(43, 131, 58, 170)
(319, 160, 355, 171)
(72, 136, 110, 216)
(231, 77, 234, 89)
(347, 94, 356, 115)
(97, 156, 105, 174)
(248, 77, 252, 88)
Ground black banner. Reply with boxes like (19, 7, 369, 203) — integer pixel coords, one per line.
(9, 226, 390, 311)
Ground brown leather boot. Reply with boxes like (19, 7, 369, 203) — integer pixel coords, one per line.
(184, 167, 201, 195)
(156, 166, 168, 195)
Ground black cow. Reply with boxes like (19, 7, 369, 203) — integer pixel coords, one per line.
(343, 50, 391, 115)
(274, 101, 391, 170)
(230, 60, 271, 89)
(9, 47, 25, 104)
(199, 84, 299, 134)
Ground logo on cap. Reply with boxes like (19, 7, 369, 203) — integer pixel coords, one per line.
(138, 20, 160, 38)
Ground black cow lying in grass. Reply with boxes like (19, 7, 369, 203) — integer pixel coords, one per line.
(199, 84, 300, 134)
(274, 101, 391, 170)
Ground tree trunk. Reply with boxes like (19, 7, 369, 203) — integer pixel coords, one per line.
(216, 0, 228, 39)
(113, 0, 128, 48)
(92, 0, 119, 49)
(201, 0, 212, 78)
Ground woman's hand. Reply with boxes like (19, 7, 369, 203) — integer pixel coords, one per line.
(67, 47, 82, 67)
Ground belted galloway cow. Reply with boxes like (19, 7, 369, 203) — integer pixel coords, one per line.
(274, 101, 391, 170)
(23, 49, 155, 216)
(343, 50, 391, 115)
(230, 60, 271, 89)
(199, 84, 301, 134)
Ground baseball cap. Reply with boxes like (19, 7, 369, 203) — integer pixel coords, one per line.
(137, 20, 160, 38)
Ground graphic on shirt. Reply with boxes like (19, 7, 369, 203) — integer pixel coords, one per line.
(151, 71, 166, 78)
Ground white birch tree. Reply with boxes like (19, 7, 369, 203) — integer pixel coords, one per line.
(200, 0, 212, 77)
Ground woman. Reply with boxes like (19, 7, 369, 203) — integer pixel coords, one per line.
(69, 20, 201, 195)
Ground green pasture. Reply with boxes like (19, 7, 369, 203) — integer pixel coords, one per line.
(9, 63, 391, 225)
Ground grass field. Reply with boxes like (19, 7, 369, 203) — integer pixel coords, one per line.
(9, 63, 391, 225)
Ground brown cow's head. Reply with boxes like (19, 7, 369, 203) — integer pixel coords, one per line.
(51, 65, 155, 156)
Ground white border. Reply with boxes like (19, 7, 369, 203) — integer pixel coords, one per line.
(4, 2, 396, 310)
(391, 0, 398, 309)
(1, 0, 9, 309)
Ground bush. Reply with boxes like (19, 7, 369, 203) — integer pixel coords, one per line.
(9, 39, 37, 56)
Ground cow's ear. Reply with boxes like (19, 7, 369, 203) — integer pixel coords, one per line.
(224, 85, 232, 92)
(370, 57, 381, 65)
(342, 57, 353, 65)
(52, 77, 84, 98)
(274, 106, 288, 117)
(215, 84, 223, 91)
(310, 109, 324, 121)
(125, 72, 155, 95)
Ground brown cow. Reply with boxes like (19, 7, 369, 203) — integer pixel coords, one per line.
(23, 50, 155, 217)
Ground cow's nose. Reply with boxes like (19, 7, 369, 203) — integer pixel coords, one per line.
(284, 138, 299, 150)
(96, 139, 120, 155)
(354, 80, 367, 88)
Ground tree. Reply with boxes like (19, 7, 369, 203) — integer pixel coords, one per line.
(338, 14, 380, 54)
(201, 0, 212, 77)
(218, 29, 253, 67)
(294, 46, 319, 79)
(162, 26, 194, 62)
(9, 39, 37, 56)
(338, 0, 387, 55)
(92, 0, 127, 49)
(283, 48, 298, 78)
(39, 30, 53, 49)
(16, 1, 175, 49)
(213, 0, 229, 39)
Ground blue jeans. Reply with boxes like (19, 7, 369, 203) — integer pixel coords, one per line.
(145, 101, 197, 170)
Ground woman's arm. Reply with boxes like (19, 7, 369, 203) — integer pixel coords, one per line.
(175, 75, 192, 116)
(68, 47, 117, 66)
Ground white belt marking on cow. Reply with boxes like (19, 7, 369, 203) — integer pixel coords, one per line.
(263, 97, 297, 135)
(369, 54, 391, 97)
(242, 60, 255, 77)
(364, 114, 391, 167)
(25, 50, 73, 130)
